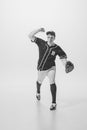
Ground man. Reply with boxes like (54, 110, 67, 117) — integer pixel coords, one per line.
(28, 28, 67, 110)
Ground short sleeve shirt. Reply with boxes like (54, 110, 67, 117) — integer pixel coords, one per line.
(31, 37, 67, 71)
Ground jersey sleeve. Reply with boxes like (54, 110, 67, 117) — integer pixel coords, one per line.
(57, 46, 67, 59)
(31, 37, 45, 46)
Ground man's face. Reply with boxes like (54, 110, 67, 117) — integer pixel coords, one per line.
(47, 34, 55, 44)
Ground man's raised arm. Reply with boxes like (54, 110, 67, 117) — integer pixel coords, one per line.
(28, 28, 45, 42)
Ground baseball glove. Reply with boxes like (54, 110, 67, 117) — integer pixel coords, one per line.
(65, 61, 74, 73)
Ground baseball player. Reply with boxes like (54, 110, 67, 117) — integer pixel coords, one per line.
(28, 28, 74, 110)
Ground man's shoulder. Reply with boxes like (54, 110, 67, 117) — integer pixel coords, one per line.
(33, 37, 46, 46)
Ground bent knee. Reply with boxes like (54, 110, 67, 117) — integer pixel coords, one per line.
(49, 79, 55, 84)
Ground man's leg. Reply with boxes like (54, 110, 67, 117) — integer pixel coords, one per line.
(50, 83, 57, 104)
(36, 81, 41, 94)
(47, 67, 57, 110)
(36, 70, 47, 100)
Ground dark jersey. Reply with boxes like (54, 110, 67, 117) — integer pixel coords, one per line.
(31, 37, 67, 71)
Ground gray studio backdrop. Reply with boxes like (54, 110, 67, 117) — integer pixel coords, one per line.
(0, 1, 87, 129)
(0, 0, 87, 97)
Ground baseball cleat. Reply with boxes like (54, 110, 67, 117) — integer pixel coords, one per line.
(36, 93, 41, 100)
(50, 103, 57, 110)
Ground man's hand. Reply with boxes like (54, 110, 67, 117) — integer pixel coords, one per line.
(39, 28, 45, 32)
